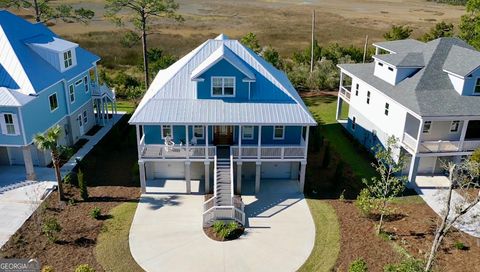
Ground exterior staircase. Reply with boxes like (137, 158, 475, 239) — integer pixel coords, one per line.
(202, 147, 245, 227)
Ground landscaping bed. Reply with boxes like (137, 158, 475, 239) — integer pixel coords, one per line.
(203, 221, 245, 241)
(0, 185, 140, 271)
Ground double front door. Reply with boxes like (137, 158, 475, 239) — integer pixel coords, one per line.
(214, 126, 233, 145)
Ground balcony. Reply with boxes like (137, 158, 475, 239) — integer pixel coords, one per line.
(231, 145, 306, 160)
(339, 86, 351, 102)
(402, 132, 480, 153)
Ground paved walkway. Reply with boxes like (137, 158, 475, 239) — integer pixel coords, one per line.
(414, 176, 480, 238)
(0, 113, 124, 247)
(130, 179, 315, 272)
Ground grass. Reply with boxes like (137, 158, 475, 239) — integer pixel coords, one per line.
(298, 199, 340, 272)
(95, 202, 143, 272)
(116, 100, 136, 114)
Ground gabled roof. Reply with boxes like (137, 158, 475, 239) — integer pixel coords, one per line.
(373, 52, 424, 68)
(191, 45, 256, 81)
(0, 87, 35, 106)
(339, 38, 480, 117)
(130, 34, 316, 125)
(25, 34, 78, 52)
(0, 10, 99, 95)
(373, 39, 425, 54)
(443, 45, 480, 77)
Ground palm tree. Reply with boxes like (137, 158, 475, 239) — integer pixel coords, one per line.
(33, 125, 65, 201)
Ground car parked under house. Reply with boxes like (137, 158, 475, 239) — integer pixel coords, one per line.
(0, 11, 116, 180)
(129, 34, 317, 226)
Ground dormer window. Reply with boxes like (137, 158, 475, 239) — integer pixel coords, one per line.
(475, 78, 480, 94)
(63, 50, 73, 69)
(212, 77, 235, 97)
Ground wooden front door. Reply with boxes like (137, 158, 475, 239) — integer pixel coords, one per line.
(214, 126, 233, 145)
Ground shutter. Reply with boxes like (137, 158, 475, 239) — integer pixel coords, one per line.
(12, 114, 20, 135)
(0, 113, 7, 135)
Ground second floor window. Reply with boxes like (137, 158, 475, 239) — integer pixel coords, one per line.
(475, 78, 480, 94)
(49, 93, 58, 112)
(450, 121, 460, 132)
(273, 126, 285, 140)
(3, 113, 16, 135)
(384, 103, 389, 116)
(83, 110, 88, 124)
(212, 77, 235, 97)
(69, 85, 75, 103)
(366, 91, 371, 104)
(242, 126, 254, 140)
(423, 121, 432, 133)
(84, 76, 89, 93)
(162, 125, 173, 139)
(193, 125, 204, 139)
(63, 50, 73, 69)
(355, 84, 359, 96)
(352, 116, 356, 130)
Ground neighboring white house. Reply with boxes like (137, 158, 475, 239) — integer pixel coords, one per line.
(336, 38, 480, 184)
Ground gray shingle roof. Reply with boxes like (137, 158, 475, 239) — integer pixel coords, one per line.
(339, 38, 480, 117)
(373, 39, 425, 53)
(374, 52, 425, 67)
(443, 45, 480, 77)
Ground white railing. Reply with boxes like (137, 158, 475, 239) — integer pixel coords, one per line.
(462, 140, 480, 151)
(419, 140, 461, 153)
(140, 144, 216, 159)
(203, 196, 216, 211)
(213, 155, 217, 197)
(402, 132, 417, 152)
(229, 155, 234, 203)
(202, 206, 245, 227)
(339, 86, 351, 101)
(231, 145, 306, 160)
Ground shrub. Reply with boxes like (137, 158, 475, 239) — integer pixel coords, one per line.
(322, 144, 330, 168)
(212, 221, 241, 239)
(74, 264, 96, 272)
(63, 172, 77, 185)
(78, 169, 88, 200)
(41, 266, 55, 272)
(471, 147, 480, 163)
(454, 241, 467, 250)
(90, 207, 101, 219)
(334, 161, 344, 183)
(349, 258, 368, 272)
(384, 258, 424, 272)
(42, 218, 62, 242)
(355, 188, 376, 217)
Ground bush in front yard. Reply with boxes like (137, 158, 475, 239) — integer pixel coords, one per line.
(349, 258, 368, 272)
(384, 258, 424, 272)
(42, 218, 62, 243)
(41, 266, 55, 272)
(212, 221, 241, 240)
(355, 188, 375, 217)
(78, 169, 88, 200)
(63, 172, 77, 185)
(74, 264, 96, 272)
(90, 207, 101, 219)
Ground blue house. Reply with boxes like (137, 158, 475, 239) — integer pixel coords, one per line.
(129, 34, 316, 226)
(0, 11, 116, 180)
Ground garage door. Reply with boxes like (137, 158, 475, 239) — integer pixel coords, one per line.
(261, 162, 294, 179)
(153, 162, 185, 179)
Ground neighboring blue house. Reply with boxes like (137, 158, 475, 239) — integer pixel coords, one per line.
(0, 11, 116, 179)
(129, 34, 316, 226)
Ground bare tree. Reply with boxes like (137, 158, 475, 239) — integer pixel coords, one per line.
(105, 0, 183, 88)
(425, 160, 480, 271)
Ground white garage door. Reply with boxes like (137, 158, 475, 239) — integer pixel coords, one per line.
(261, 162, 293, 179)
(153, 162, 185, 179)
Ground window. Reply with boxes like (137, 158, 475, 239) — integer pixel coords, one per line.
(352, 116, 356, 130)
(69, 84, 75, 103)
(75, 79, 82, 86)
(49, 93, 58, 112)
(242, 126, 254, 140)
(273, 126, 284, 140)
(475, 78, 480, 94)
(211, 77, 235, 96)
(193, 125, 204, 139)
(384, 103, 389, 116)
(450, 121, 460, 132)
(423, 121, 432, 133)
(388, 67, 394, 72)
(3, 113, 15, 135)
(83, 110, 88, 124)
(366, 91, 371, 104)
(162, 125, 173, 139)
(63, 50, 72, 68)
(355, 83, 359, 96)
(378, 62, 384, 67)
(84, 76, 89, 93)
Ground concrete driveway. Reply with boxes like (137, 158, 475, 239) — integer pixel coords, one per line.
(129, 179, 315, 272)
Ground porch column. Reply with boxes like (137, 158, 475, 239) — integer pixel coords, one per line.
(136, 125, 142, 158)
(185, 161, 191, 194)
(238, 126, 242, 159)
(139, 161, 146, 194)
(459, 120, 469, 151)
(257, 125, 262, 159)
(299, 160, 307, 193)
(236, 162, 242, 194)
(205, 125, 209, 159)
(101, 99, 106, 126)
(255, 162, 261, 193)
(408, 155, 420, 187)
(335, 97, 343, 121)
(22, 145, 36, 180)
(304, 126, 310, 157)
(204, 161, 210, 193)
(185, 125, 190, 160)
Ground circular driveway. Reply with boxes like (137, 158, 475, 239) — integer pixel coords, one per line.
(129, 179, 315, 272)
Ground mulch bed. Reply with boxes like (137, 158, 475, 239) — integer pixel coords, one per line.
(203, 225, 245, 242)
(0, 185, 140, 272)
(330, 199, 480, 272)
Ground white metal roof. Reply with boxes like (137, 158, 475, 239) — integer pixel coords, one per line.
(0, 87, 34, 106)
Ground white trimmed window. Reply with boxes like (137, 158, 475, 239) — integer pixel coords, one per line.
(75, 79, 82, 86)
(63, 50, 73, 69)
(69, 84, 75, 103)
(355, 83, 359, 96)
(423, 121, 432, 133)
(212, 77, 235, 97)
(242, 126, 254, 140)
(49, 93, 58, 112)
(450, 121, 460, 132)
(384, 103, 389, 116)
(193, 125, 204, 139)
(1, 113, 18, 135)
(475, 78, 480, 94)
(273, 126, 285, 140)
(162, 125, 173, 139)
(83, 110, 88, 124)
(84, 76, 89, 93)
(352, 116, 356, 130)
(366, 91, 371, 104)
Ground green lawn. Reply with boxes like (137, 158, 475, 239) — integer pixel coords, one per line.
(116, 100, 136, 114)
(95, 202, 143, 272)
(298, 199, 340, 272)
